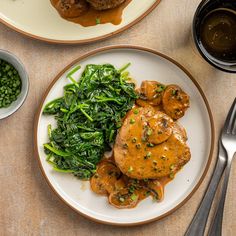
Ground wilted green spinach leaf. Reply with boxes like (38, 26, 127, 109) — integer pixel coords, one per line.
(43, 64, 138, 179)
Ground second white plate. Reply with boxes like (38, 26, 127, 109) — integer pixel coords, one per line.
(34, 46, 214, 225)
(0, 0, 160, 43)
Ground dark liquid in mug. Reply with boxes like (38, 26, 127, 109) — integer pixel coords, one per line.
(199, 8, 236, 62)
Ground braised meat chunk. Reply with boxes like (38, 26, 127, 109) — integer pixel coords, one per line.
(114, 106, 191, 179)
(86, 0, 126, 10)
(55, 0, 89, 18)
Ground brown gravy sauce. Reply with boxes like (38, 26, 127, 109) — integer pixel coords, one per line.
(200, 8, 236, 62)
(51, 0, 132, 27)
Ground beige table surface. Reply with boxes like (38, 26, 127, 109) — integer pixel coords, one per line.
(0, 0, 236, 235)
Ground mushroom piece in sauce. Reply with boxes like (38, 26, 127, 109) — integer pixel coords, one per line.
(55, 0, 89, 18)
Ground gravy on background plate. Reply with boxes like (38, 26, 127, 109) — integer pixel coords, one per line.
(50, 0, 132, 27)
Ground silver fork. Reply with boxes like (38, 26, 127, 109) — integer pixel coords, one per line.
(185, 99, 236, 236)
(208, 98, 236, 236)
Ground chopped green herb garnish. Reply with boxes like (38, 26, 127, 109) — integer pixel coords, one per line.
(147, 143, 155, 147)
(95, 18, 101, 24)
(147, 128, 153, 136)
(130, 194, 138, 201)
(156, 85, 166, 93)
(129, 185, 136, 193)
(128, 166, 133, 173)
(136, 144, 141, 149)
(130, 118, 135, 124)
(133, 109, 139, 114)
(172, 89, 177, 95)
(0, 59, 22, 108)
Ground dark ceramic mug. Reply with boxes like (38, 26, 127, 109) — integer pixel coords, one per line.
(193, 0, 236, 73)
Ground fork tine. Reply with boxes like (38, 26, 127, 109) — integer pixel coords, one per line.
(229, 101, 236, 134)
(223, 98, 236, 134)
(232, 111, 236, 135)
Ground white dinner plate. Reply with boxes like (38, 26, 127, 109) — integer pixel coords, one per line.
(0, 0, 160, 44)
(34, 46, 214, 225)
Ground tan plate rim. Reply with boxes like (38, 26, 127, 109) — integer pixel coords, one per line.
(0, 0, 161, 44)
(34, 45, 215, 226)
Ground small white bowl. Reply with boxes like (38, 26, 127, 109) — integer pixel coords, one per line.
(0, 50, 29, 119)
